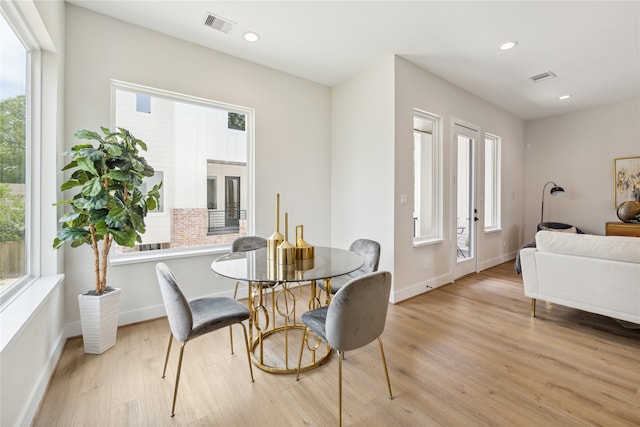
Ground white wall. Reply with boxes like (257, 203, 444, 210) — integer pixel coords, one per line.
(0, 1, 66, 426)
(63, 5, 332, 332)
(393, 57, 525, 301)
(524, 98, 640, 240)
(330, 56, 396, 278)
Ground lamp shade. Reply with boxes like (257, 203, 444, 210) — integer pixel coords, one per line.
(541, 181, 565, 223)
(549, 185, 564, 196)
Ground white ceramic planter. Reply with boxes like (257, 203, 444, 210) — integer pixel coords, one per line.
(77, 287, 121, 354)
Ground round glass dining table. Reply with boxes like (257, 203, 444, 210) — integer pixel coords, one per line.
(211, 246, 363, 374)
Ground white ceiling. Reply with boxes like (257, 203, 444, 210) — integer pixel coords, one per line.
(68, 1, 640, 120)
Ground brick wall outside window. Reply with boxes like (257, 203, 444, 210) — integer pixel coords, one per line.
(171, 208, 240, 247)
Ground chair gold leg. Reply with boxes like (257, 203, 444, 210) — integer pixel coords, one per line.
(229, 325, 234, 354)
(531, 298, 537, 317)
(162, 334, 173, 379)
(170, 342, 187, 417)
(229, 281, 240, 355)
(338, 350, 343, 427)
(378, 337, 393, 398)
(239, 322, 255, 382)
(296, 327, 309, 381)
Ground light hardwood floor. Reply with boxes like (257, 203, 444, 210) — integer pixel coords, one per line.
(34, 262, 640, 426)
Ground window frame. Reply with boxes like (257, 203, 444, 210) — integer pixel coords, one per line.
(0, 6, 38, 305)
(109, 80, 255, 264)
(412, 109, 443, 247)
(483, 133, 502, 232)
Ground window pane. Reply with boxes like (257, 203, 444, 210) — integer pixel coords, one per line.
(114, 85, 251, 253)
(136, 94, 151, 113)
(413, 110, 441, 243)
(0, 14, 28, 294)
(484, 134, 501, 230)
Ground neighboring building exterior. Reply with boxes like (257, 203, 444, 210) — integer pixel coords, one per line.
(115, 90, 247, 250)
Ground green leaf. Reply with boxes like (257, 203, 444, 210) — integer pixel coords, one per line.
(52, 198, 74, 207)
(103, 143, 122, 156)
(89, 209, 108, 224)
(104, 170, 131, 182)
(59, 212, 82, 223)
(108, 206, 128, 222)
(74, 129, 102, 141)
(129, 211, 143, 230)
(53, 237, 63, 249)
(135, 138, 147, 151)
(71, 237, 92, 248)
(79, 147, 104, 161)
(57, 227, 90, 242)
(76, 157, 99, 177)
(61, 160, 78, 171)
(68, 144, 93, 152)
(84, 193, 108, 210)
(70, 169, 90, 184)
(146, 197, 157, 211)
(82, 177, 104, 197)
(60, 179, 81, 191)
(109, 229, 137, 247)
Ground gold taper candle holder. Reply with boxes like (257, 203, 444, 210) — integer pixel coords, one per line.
(295, 225, 314, 260)
(267, 193, 284, 260)
(277, 213, 295, 265)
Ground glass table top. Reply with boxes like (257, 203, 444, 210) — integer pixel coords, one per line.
(211, 246, 364, 283)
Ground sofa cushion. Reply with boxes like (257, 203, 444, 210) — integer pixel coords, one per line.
(535, 230, 640, 264)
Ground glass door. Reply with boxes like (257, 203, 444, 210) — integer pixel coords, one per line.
(453, 124, 478, 279)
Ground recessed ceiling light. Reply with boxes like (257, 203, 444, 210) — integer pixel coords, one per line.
(499, 41, 518, 51)
(244, 31, 259, 42)
(558, 94, 572, 100)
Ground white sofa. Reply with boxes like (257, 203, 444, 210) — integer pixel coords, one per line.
(520, 230, 640, 325)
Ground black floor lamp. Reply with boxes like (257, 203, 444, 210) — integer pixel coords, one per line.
(540, 181, 565, 223)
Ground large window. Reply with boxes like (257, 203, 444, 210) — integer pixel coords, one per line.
(113, 81, 253, 255)
(484, 133, 501, 231)
(0, 12, 28, 299)
(413, 110, 442, 245)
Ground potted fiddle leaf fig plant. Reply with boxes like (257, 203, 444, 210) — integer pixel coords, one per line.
(53, 127, 161, 354)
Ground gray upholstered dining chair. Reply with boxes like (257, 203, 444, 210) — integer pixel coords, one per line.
(296, 271, 393, 426)
(319, 238, 381, 295)
(229, 236, 268, 343)
(155, 262, 254, 417)
(230, 235, 268, 298)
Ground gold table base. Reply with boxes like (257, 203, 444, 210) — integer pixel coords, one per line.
(250, 325, 332, 374)
(247, 279, 332, 374)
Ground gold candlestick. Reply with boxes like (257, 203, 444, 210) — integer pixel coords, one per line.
(267, 193, 284, 260)
(277, 212, 295, 265)
(295, 225, 314, 260)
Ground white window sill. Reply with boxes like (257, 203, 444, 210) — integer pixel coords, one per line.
(0, 274, 65, 352)
(413, 237, 444, 248)
(484, 227, 503, 234)
(110, 244, 231, 266)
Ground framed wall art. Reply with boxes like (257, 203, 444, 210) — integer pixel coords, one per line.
(614, 156, 640, 207)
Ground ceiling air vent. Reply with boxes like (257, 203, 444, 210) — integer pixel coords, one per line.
(529, 71, 557, 83)
(203, 12, 236, 34)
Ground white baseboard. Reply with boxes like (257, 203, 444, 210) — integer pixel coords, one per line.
(391, 272, 453, 303)
(390, 253, 517, 304)
(479, 252, 516, 271)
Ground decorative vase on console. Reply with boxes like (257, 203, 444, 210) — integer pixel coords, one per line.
(616, 200, 640, 223)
